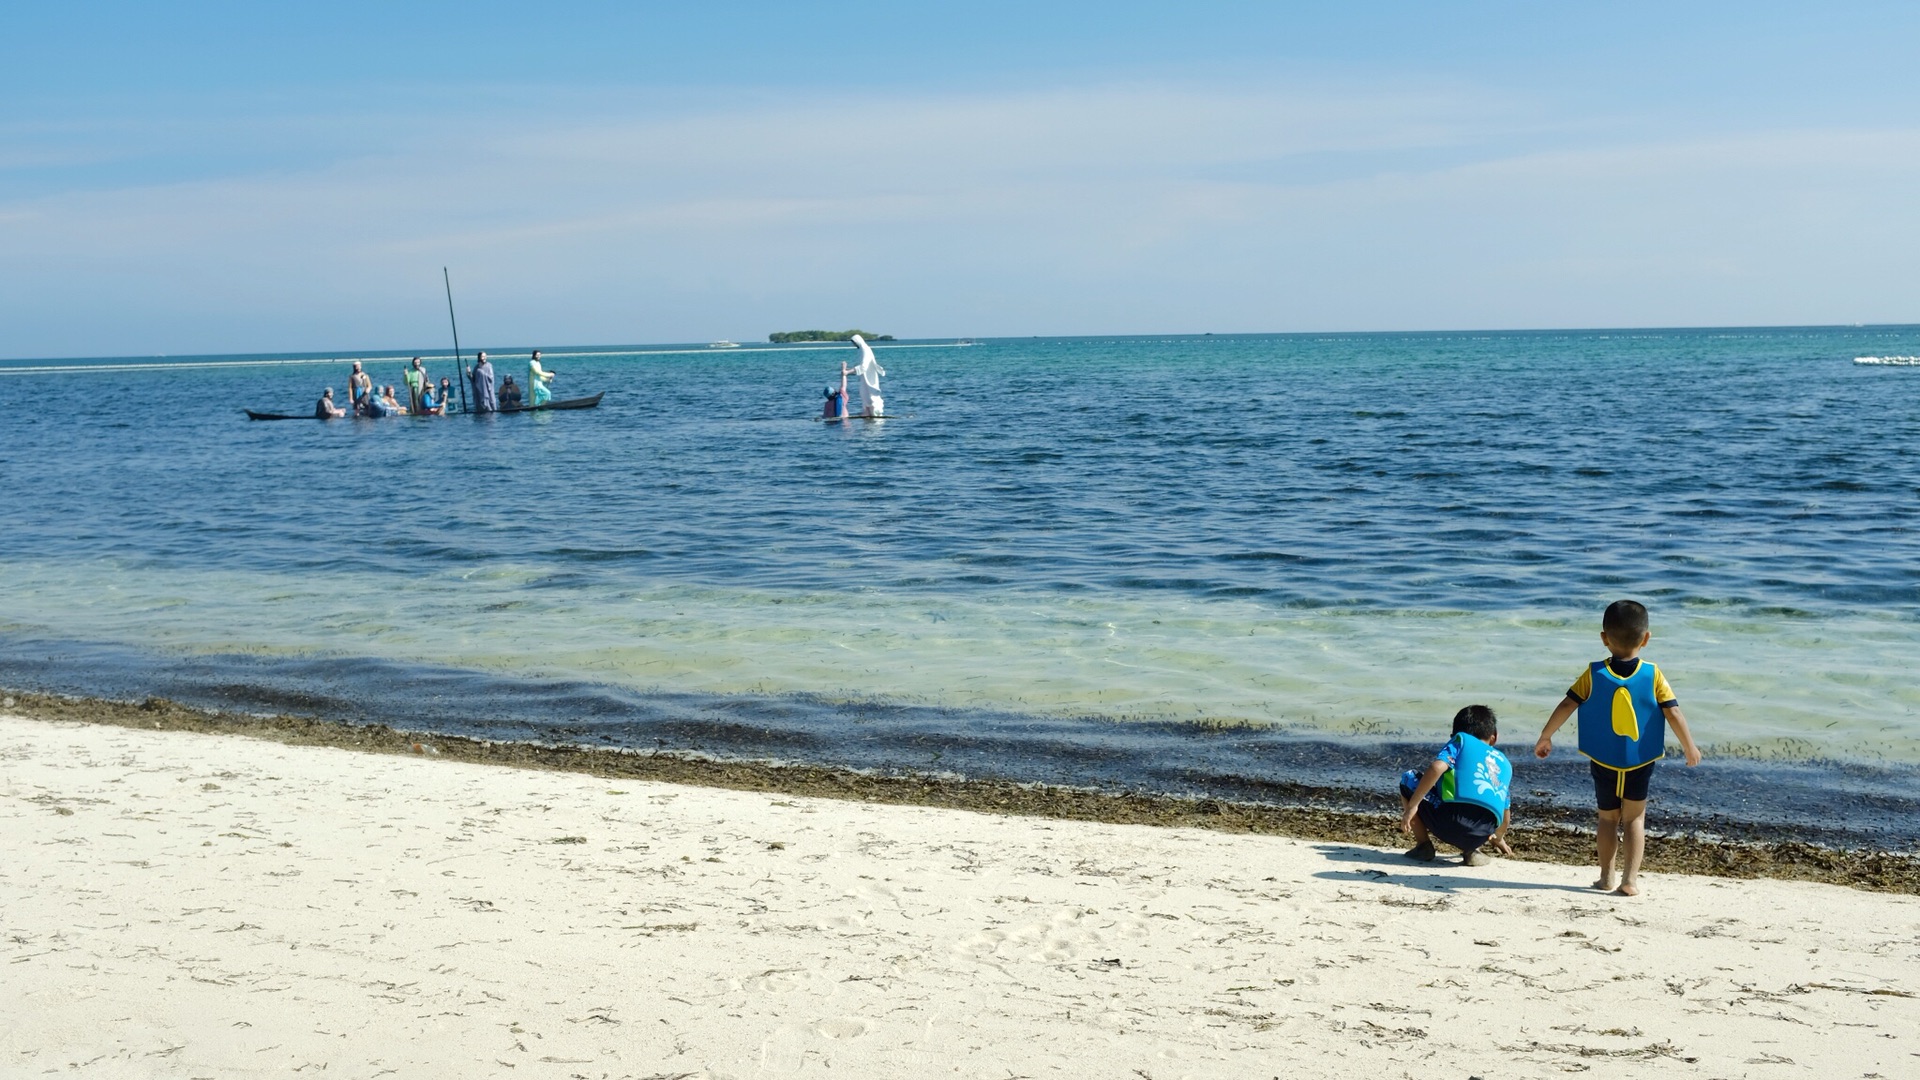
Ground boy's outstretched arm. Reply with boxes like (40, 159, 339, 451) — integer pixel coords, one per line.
(1399, 760, 1448, 835)
(1665, 705, 1703, 766)
(1536, 696, 1578, 759)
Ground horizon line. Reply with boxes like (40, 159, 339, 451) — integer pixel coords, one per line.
(4, 321, 1915, 366)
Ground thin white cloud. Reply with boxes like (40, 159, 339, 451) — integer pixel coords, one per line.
(1, 83, 1917, 355)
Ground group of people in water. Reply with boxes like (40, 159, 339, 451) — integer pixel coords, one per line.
(315, 351, 557, 419)
(312, 335, 879, 422)
(821, 334, 887, 418)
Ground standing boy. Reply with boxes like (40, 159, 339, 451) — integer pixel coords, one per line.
(1399, 704, 1515, 866)
(1535, 599, 1703, 896)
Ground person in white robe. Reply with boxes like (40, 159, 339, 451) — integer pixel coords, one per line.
(848, 334, 885, 417)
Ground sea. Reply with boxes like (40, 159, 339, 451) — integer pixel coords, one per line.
(2, 328, 1917, 849)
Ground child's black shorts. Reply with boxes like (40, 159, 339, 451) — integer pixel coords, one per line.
(1399, 771, 1498, 852)
(1591, 760, 1657, 811)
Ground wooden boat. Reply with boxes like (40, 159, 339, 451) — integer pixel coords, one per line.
(245, 392, 604, 420)
(498, 392, 604, 414)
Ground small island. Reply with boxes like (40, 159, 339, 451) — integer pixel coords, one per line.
(768, 329, 896, 343)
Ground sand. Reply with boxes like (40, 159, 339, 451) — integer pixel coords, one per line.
(3, 713, 1916, 1079)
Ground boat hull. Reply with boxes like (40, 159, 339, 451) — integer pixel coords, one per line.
(244, 392, 605, 420)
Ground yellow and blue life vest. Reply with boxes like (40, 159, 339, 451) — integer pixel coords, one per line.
(1438, 732, 1512, 819)
(1576, 659, 1667, 769)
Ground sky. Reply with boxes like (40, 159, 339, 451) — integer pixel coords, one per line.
(5, 2, 1920, 357)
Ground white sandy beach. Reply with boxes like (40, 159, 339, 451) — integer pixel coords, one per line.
(2, 713, 1916, 1079)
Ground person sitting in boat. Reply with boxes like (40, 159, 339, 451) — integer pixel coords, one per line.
(363, 388, 395, 417)
(499, 375, 523, 409)
(418, 381, 444, 415)
(315, 387, 346, 419)
(821, 385, 845, 418)
(379, 385, 409, 415)
(528, 351, 555, 407)
(438, 376, 456, 413)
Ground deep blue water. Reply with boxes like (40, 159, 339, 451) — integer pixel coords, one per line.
(2, 329, 1918, 847)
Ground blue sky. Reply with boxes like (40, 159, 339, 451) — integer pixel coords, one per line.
(5, 3, 1919, 357)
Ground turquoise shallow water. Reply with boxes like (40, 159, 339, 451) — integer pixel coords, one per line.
(2, 329, 1917, 842)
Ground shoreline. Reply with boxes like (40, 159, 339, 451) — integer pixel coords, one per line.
(7, 688, 1916, 894)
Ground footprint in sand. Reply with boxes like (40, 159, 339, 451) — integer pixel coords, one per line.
(813, 1017, 871, 1040)
(954, 929, 1008, 958)
(743, 969, 808, 994)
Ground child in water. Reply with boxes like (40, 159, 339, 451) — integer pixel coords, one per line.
(1535, 600, 1703, 896)
(1400, 704, 1515, 866)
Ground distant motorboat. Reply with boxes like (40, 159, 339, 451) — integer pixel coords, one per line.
(708, 340, 741, 349)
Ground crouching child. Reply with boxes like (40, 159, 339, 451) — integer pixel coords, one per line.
(1399, 704, 1515, 867)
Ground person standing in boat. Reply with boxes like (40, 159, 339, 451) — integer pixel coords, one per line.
(848, 334, 885, 417)
(348, 361, 373, 414)
(528, 350, 555, 407)
(470, 352, 497, 413)
(315, 387, 345, 419)
(404, 357, 427, 413)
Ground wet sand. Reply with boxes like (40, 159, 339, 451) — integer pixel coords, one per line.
(4, 708, 1918, 1078)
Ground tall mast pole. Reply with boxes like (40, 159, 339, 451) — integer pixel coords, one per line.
(444, 267, 470, 413)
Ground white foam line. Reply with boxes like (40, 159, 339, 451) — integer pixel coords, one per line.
(0, 342, 975, 376)
(0, 356, 412, 375)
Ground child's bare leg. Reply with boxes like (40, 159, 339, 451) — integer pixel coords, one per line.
(1406, 815, 1431, 844)
(1594, 808, 1621, 891)
(1400, 794, 1436, 859)
(1614, 799, 1649, 896)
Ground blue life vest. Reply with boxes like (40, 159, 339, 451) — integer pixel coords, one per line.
(1438, 732, 1512, 819)
(1576, 659, 1667, 769)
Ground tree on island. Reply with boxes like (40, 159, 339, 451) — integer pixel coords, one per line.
(768, 329, 896, 343)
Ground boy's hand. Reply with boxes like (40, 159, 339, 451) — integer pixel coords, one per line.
(1684, 745, 1703, 767)
(1398, 810, 1417, 836)
(1533, 736, 1552, 759)
(1489, 834, 1514, 857)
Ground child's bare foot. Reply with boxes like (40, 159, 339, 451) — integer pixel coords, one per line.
(1591, 877, 1614, 891)
(1613, 882, 1640, 897)
(1404, 841, 1436, 862)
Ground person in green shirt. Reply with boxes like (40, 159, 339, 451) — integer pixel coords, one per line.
(404, 357, 427, 412)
